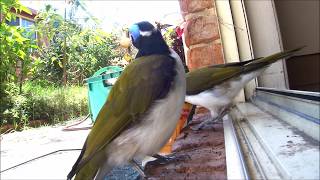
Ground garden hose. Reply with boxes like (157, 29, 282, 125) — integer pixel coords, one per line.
(0, 148, 82, 173)
(1, 116, 92, 174)
(62, 114, 92, 131)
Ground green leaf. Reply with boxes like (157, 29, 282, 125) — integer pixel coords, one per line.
(51, 56, 57, 62)
(5, 13, 12, 22)
(31, 44, 38, 49)
(58, 60, 63, 68)
(17, 50, 26, 59)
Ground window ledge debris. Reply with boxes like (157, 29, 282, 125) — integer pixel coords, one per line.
(229, 88, 319, 179)
(144, 88, 319, 179)
(145, 111, 227, 179)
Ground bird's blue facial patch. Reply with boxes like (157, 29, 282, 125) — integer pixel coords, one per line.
(129, 24, 140, 42)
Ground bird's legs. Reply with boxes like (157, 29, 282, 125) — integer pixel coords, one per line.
(148, 153, 189, 166)
(180, 105, 197, 132)
(130, 159, 145, 178)
(151, 154, 176, 164)
(213, 106, 231, 123)
(191, 106, 231, 131)
(186, 105, 197, 125)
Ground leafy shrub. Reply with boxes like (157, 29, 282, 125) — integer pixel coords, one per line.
(0, 0, 38, 128)
(0, 1, 124, 131)
(0, 81, 89, 129)
(33, 5, 123, 85)
(23, 81, 89, 124)
(1, 83, 29, 129)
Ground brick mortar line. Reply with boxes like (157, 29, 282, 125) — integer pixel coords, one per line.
(184, 8, 216, 21)
(188, 39, 221, 50)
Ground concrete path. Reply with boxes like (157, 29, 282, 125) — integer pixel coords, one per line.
(0, 118, 139, 180)
(1, 118, 90, 179)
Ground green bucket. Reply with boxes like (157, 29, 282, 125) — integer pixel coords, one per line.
(85, 66, 123, 122)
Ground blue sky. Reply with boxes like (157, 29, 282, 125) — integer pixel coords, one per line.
(21, 1, 182, 32)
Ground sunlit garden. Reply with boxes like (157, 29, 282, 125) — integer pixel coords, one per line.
(1, 0, 319, 179)
(0, 0, 180, 132)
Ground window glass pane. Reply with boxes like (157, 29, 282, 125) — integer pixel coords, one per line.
(21, 18, 36, 39)
(21, 18, 34, 28)
(6, 17, 20, 26)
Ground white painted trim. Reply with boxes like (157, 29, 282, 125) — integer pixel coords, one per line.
(215, 0, 240, 62)
(215, 0, 245, 102)
(231, 102, 320, 179)
(243, 0, 287, 89)
(270, 0, 290, 88)
(229, 0, 257, 99)
(223, 115, 249, 180)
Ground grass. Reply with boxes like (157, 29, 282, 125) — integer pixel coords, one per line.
(0, 81, 89, 132)
(23, 82, 89, 124)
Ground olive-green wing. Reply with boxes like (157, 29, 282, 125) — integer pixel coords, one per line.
(186, 58, 264, 95)
(186, 66, 242, 95)
(211, 57, 263, 68)
(68, 55, 176, 180)
(243, 46, 304, 72)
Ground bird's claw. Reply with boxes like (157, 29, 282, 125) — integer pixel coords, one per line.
(151, 154, 176, 164)
(191, 118, 223, 131)
(130, 159, 146, 179)
(150, 153, 188, 165)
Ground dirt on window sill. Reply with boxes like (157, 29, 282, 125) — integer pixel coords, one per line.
(145, 111, 227, 179)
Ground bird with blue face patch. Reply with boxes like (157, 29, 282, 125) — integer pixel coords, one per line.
(67, 21, 186, 180)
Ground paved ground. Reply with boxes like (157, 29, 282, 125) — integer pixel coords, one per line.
(0, 112, 226, 180)
(0, 117, 139, 180)
(1, 118, 90, 179)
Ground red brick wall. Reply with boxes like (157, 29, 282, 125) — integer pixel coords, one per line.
(178, 0, 224, 70)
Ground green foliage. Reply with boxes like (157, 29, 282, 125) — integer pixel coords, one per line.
(0, 1, 125, 130)
(1, 81, 89, 128)
(163, 27, 176, 47)
(0, 0, 38, 129)
(0, 0, 38, 82)
(33, 5, 122, 85)
(1, 82, 29, 129)
(23, 82, 88, 124)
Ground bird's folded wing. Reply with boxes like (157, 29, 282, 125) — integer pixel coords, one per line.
(211, 57, 263, 68)
(70, 55, 176, 178)
(186, 66, 242, 95)
(185, 58, 264, 95)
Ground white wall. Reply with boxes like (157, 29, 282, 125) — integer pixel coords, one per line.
(215, 0, 246, 102)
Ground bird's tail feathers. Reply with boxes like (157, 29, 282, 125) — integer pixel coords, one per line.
(73, 151, 106, 180)
(67, 138, 109, 180)
(244, 46, 304, 72)
(94, 162, 113, 180)
(67, 140, 88, 180)
(251, 46, 304, 66)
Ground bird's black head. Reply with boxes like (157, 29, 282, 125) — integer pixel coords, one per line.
(129, 21, 170, 58)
